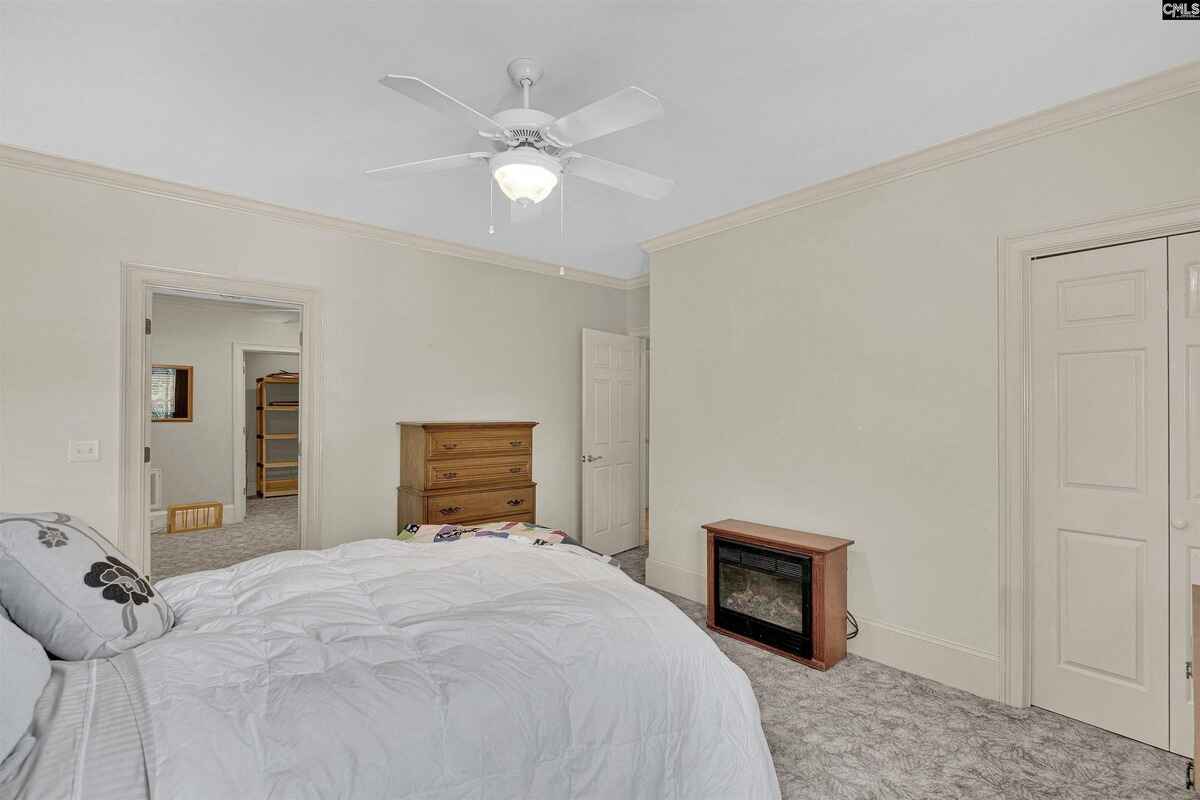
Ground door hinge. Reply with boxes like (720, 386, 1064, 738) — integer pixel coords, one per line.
(143, 446, 151, 464)
(1187, 661, 1193, 680)
(145, 318, 152, 335)
(1187, 759, 1194, 791)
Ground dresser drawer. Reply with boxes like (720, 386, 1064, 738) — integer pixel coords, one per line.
(427, 427, 531, 459)
(425, 455, 531, 491)
(461, 511, 535, 527)
(425, 486, 535, 524)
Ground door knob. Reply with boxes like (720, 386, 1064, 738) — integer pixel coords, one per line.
(1173, 519, 1189, 530)
(580, 454, 604, 463)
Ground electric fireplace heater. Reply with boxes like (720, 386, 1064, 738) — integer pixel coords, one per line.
(714, 539, 813, 660)
(703, 519, 853, 671)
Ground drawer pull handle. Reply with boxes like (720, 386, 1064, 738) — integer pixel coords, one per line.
(509, 441, 522, 447)
(442, 472, 458, 479)
(507, 499, 525, 507)
(438, 506, 464, 515)
(441, 443, 458, 450)
(509, 467, 521, 473)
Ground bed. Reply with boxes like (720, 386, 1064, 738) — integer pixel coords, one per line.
(3, 536, 780, 799)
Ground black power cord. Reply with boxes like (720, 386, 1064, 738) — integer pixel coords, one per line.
(846, 610, 859, 640)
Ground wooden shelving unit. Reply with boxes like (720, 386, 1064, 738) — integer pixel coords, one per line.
(256, 373, 299, 498)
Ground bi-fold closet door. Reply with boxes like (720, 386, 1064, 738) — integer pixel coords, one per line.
(1031, 231, 1200, 755)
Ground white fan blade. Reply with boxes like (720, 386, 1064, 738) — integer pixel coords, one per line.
(564, 154, 673, 200)
(510, 200, 546, 224)
(379, 75, 507, 137)
(365, 152, 489, 177)
(542, 87, 663, 148)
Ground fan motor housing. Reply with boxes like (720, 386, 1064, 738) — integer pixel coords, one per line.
(492, 108, 557, 151)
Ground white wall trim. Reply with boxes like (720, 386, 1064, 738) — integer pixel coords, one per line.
(642, 60, 1200, 253)
(848, 616, 1001, 701)
(645, 558, 706, 603)
(625, 274, 650, 290)
(232, 342, 301, 525)
(0, 143, 644, 291)
(122, 264, 323, 576)
(997, 196, 1200, 707)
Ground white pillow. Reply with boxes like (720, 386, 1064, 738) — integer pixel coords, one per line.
(0, 614, 50, 765)
(0, 513, 174, 660)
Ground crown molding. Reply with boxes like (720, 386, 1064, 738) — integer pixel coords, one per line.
(625, 273, 650, 289)
(0, 142, 648, 291)
(642, 59, 1200, 254)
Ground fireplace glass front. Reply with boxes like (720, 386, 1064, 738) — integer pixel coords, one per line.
(713, 539, 813, 660)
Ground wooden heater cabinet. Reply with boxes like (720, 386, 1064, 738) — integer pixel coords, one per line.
(703, 518, 853, 671)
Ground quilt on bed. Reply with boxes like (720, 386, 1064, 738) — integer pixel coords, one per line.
(123, 536, 780, 799)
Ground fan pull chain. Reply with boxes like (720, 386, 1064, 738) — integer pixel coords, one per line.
(488, 177, 495, 235)
(559, 178, 566, 276)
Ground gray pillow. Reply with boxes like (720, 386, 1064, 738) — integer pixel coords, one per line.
(0, 513, 174, 660)
(0, 614, 50, 765)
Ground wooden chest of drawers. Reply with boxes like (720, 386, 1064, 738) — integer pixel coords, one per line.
(397, 421, 537, 530)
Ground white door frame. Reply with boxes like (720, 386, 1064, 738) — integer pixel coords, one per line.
(121, 263, 322, 576)
(232, 342, 301, 524)
(999, 197, 1200, 707)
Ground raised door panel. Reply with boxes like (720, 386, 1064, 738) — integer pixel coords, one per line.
(591, 378, 612, 447)
(589, 464, 612, 537)
(1057, 529, 1145, 684)
(1057, 350, 1144, 492)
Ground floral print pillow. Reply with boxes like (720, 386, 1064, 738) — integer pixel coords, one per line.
(0, 513, 174, 660)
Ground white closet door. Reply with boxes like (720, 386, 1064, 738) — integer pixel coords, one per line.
(1169, 231, 1200, 756)
(1031, 238, 1169, 748)
(580, 329, 641, 555)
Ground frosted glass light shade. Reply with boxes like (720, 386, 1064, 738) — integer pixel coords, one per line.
(491, 150, 561, 205)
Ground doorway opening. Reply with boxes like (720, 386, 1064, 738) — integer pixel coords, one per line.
(147, 293, 302, 579)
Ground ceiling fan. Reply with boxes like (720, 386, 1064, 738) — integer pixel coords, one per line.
(366, 58, 673, 211)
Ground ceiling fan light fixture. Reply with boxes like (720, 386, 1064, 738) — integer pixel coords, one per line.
(491, 149, 560, 205)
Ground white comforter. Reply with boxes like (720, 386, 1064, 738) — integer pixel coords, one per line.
(140, 538, 780, 799)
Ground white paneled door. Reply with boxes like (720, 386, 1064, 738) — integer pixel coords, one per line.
(581, 328, 641, 556)
(1170, 231, 1200, 756)
(1031, 238, 1170, 748)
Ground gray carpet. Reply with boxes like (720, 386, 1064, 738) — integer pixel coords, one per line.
(611, 545, 1192, 800)
(151, 496, 299, 580)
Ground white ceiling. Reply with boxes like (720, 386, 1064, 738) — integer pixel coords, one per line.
(2, 2, 1197, 279)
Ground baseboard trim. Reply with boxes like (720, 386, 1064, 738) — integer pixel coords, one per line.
(644, 557, 1000, 700)
(645, 558, 706, 603)
(150, 503, 239, 533)
(848, 616, 1000, 701)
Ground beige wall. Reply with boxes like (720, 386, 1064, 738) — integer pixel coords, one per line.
(626, 284, 649, 334)
(647, 92, 1200, 697)
(151, 296, 300, 507)
(0, 162, 627, 549)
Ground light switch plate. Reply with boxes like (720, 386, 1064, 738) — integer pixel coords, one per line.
(68, 440, 100, 463)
